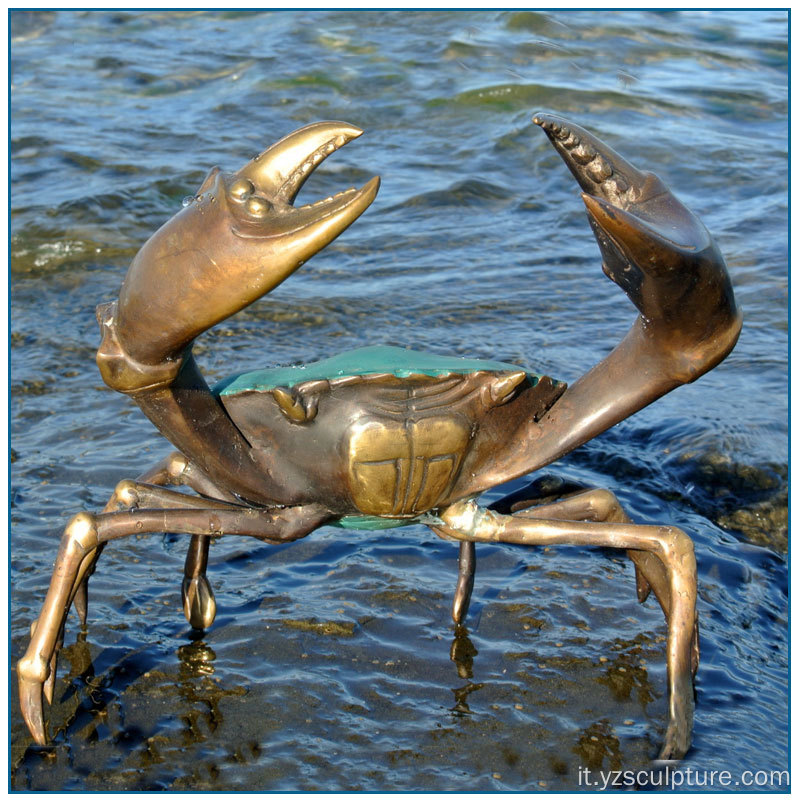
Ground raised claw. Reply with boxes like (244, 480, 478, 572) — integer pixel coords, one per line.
(533, 112, 741, 383)
(533, 112, 645, 203)
(93, 123, 381, 505)
(476, 114, 744, 486)
(97, 121, 380, 392)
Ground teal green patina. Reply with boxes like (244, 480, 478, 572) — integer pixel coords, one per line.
(331, 515, 420, 530)
(214, 345, 538, 396)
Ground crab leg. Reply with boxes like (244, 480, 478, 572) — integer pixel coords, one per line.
(136, 451, 241, 503)
(33, 479, 249, 715)
(451, 478, 676, 636)
(118, 478, 243, 631)
(507, 486, 699, 675)
(18, 501, 331, 744)
(71, 452, 241, 633)
(433, 499, 697, 761)
(451, 478, 592, 624)
(440, 482, 697, 672)
(451, 541, 476, 624)
(489, 480, 671, 612)
(467, 114, 741, 493)
(136, 451, 243, 629)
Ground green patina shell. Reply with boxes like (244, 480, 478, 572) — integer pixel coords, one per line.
(215, 345, 546, 531)
(214, 344, 540, 396)
(331, 514, 422, 530)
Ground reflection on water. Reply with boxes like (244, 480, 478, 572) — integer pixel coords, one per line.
(450, 624, 479, 680)
(10, 8, 787, 792)
(574, 720, 623, 772)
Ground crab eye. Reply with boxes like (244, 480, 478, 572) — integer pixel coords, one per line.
(229, 178, 255, 201)
(245, 196, 271, 217)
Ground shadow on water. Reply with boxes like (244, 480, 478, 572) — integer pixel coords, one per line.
(10, 8, 787, 792)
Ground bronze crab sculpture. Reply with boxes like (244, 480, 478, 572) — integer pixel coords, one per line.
(18, 113, 741, 760)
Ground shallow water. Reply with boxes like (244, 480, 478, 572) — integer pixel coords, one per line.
(10, 9, 788, 791)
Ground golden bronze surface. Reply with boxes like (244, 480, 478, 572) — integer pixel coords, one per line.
(346, 414, 471, 516)
(18, 114, 741, 763)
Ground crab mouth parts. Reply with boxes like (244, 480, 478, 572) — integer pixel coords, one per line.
(227, 121, 380, 239)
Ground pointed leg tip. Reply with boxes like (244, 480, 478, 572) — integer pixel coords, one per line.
(656, 744, 689, 763)
(19, 678, 47, 745)
(43, 654, 58, 706)
(451, 585, 472, 625)
(182, 575, 217, 630)
(634, 566, 652, 604)
(691, 620, 700, 678)
(74, 580, 89, 626)
(656, 720, 691, 762)
(41, 631, 65, 707)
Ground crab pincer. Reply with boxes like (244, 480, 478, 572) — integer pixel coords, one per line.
(98, 121, 380, 394)
(532, 112, 741, 384)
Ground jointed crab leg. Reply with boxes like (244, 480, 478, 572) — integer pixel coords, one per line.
(441, 483, 697, 673)
(508, 486, 699, 675)
(136, 451, 244, 629)
(452, 541, 476, 624)
(72, 452, 242, 632)
(18, 499, 331, 744)
(433, 499, 697, 761)
(32, 478, 250, 715)
(137, 451, 241, 504)
(450, 477, 587, 626)
(116, 479, 245, 631)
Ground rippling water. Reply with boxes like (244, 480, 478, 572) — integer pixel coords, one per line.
(10, 9, 788, 791)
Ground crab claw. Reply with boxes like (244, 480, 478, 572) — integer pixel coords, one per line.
(533, 113, 741, 384)
(98, 121, 380, 392)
